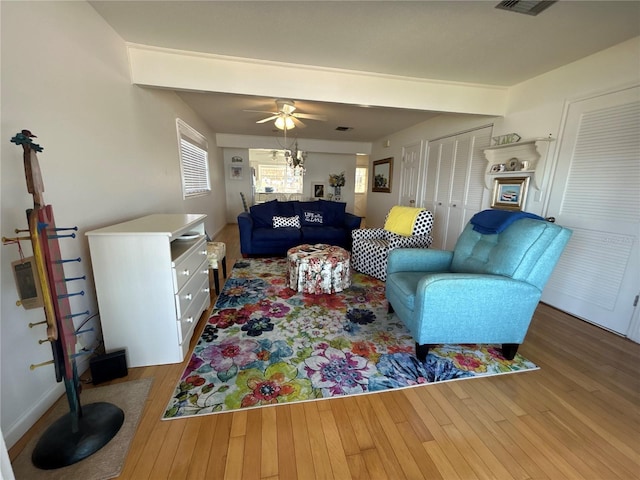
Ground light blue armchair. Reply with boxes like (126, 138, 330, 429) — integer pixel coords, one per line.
(385, 211, 572, 361)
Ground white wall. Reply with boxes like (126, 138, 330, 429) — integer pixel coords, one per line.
(0, 1, 227, 447)
(223, 148, 252, 223)
(303, 153, 357, 212)
(366, 37, 640, 228)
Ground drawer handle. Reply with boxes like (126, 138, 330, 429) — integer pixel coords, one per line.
(204, 288, 210, 293)
(186, 316, 194, 323)
(202, 269, 208, 275)
(201, 250, 207, 255)
(182, 269, 190, 276)
(183, 293, 192, 300)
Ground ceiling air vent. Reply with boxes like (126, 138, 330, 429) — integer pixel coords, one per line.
(495, 0, 556, 16)
(335, 126, 353, 132)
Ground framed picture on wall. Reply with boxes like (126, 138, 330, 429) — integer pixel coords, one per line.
(491, 176, 530, 211)
(230, 165, 243, 180)
(372, 157, 393, 193)
(312, 183, 325, 199)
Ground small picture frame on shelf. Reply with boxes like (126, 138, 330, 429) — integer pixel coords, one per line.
(312, 183, 325, 199)
(490, 164, 506, 173)
(491, 177, 530, 211)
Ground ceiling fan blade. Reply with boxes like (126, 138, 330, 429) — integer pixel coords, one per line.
(256, 115, 279, 124)
(293, 113, 327, 121)
(291, 117, 307, 128)
(244, 109, 278, 114)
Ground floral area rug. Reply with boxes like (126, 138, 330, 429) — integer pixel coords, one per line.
(163, 258, 538, 419)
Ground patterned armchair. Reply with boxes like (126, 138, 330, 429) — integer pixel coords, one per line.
(351, 206, 434, 281)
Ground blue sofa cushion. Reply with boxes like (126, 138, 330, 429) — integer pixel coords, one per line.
(294, 201, 326, 226)
(318, 200, 346, 227)
(292, 200, 347, 227)
(274, 201, 296, 217)
(250, 200, 278, 228)
(250, 200, 297, 228)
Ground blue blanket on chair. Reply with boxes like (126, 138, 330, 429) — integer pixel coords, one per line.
(470, 209, 545, 234)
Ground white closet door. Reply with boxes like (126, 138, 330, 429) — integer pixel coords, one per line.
(424, 141, 440, 212)
(464, 127, 492, 226)
(425, 127, 492, 250)
(399, 141, 424, 207)
(543, 86, 640, 335)
(446, 135, 469, 250)
(433, 139, 456, 249)
(446, 127, 492, 251)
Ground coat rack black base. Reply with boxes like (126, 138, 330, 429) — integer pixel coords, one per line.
(31, 401, 124, 470)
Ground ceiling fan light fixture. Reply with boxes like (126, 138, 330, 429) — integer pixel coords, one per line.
(275, 115, 295, 130)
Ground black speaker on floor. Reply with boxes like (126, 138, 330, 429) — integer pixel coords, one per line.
(90, 349, 128, 385)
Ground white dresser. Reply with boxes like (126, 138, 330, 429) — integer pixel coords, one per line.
(86, 214, 210, 367)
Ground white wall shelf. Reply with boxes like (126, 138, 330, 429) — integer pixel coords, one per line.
(483, 138, 555, 190)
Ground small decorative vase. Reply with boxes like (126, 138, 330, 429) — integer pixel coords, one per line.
(334, 186, 341, 198)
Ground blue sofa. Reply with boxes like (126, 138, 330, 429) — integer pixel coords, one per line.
(238, 199, 361, 257)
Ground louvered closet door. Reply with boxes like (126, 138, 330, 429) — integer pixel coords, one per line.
(445, 127, 492, 251)
(543, 86, 640, 335)
(433, 139, 455, 249)
(425, 127, 492, 250)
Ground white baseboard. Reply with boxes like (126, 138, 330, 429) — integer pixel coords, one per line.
(4, 359, 90, 449)
(4, 382, 64, 449)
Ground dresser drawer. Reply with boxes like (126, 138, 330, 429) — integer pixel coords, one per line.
(172, 238, 208, 293)
(176, 275, 210, 346)
(175, 256, 209, 318)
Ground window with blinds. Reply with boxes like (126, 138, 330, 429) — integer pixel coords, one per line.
(176, 119, 210, 198)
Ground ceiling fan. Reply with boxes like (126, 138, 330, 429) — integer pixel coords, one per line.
(245, 99, 327, 130)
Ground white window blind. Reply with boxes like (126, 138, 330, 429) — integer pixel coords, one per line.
(177, 119, 210, 198)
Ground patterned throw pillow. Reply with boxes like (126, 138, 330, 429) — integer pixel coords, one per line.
(273, 215, 301, 228)
(301, 210, 323, 225)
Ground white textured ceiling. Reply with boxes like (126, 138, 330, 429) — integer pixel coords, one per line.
(90, 0, 640, 142)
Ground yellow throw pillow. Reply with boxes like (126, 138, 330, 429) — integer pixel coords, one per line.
(384, 206, 425, 236)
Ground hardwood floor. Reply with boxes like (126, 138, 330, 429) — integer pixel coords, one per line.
(10, 224, 640, 479)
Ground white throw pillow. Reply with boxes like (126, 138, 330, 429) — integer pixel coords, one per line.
(273, 215, 301, 228)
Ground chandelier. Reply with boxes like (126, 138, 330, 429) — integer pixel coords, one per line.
(286, 140, 307, 176)
(276, 125, 306, 176)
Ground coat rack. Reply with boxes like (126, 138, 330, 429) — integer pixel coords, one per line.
(3, 131, 124, 469)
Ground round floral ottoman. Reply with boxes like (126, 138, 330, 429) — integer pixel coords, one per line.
(286, 244, 351, 294)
